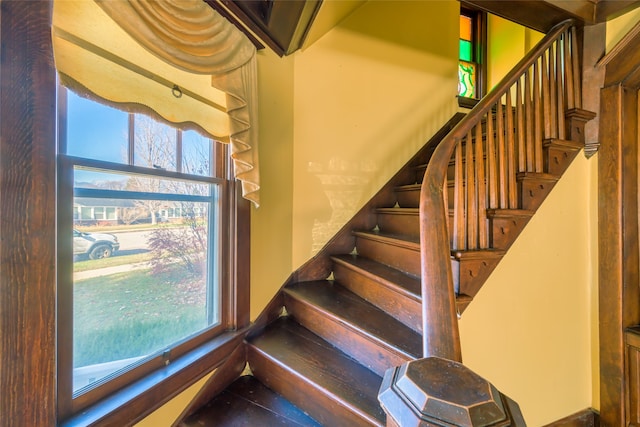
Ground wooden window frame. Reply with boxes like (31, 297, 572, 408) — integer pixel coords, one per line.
(458, 5, 487, 108)
(55, 89, 251, 425)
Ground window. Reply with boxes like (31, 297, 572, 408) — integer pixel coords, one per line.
(57, 87, 248, 420)
(458, 6, 486, 105)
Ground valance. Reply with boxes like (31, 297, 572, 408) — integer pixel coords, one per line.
(52, 0, 260, 206)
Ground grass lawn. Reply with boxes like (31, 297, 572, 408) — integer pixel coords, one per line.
(73, 266, 214, 367)
(73, 251, 153, 273)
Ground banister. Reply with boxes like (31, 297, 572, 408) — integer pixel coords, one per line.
(418, 19, 577, 360)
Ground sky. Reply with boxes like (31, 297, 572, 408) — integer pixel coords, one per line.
(66, 91, 212, 183)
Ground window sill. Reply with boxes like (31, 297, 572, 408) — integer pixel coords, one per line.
(60, 329, 248, 427)
(458, 96, 480, 109)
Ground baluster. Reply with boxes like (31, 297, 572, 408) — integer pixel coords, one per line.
(516, 78, 525, 173)
(476, 121, 488, 248)
(497, 99, 507, 209)
(533, 57, 543, 172)
(556, 35, 565, 139)
(549, 42, 558, 138)
(541, 49, 551, 139)
(524, 68, 534, 172)
(466, 129, 477, 250)
(453, 140, 464, 250)
(564, 29, 575, 110)
(571, 26, 582, 108)
(487, 108, 497, 209)
(505, 89, 517, 209)
(444, 174, 450, 246)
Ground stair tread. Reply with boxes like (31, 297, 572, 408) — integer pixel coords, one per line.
(452, 249, 506, 260)
(183, 375, 322, 427)
(286, 281, 422, 358)
(376, 207, 419, 215)
(543, 138, 583, 150)
(248, 317, 386, 424)
(331, 254, 421, 301)
(517, 171, 560, 181)
(486, 208, 534, 218)
(353, 229, 420, 246)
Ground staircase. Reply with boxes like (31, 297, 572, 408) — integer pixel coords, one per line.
(178, 20, 595, 427)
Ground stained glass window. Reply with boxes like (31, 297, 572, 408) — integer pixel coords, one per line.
(458, 13, 478, 99)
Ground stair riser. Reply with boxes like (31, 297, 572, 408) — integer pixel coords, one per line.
(377, 212, 419, 238)
(247, 345, 382, 427)
(545, 146, 580, 176)
(518, 179, 557, 210)
(332, 261, 422, 333)
(455, 256, 503, 298)
(284, 293, 412, 377)
(355, 237, 420, 277)
(489, 216, 531, 250)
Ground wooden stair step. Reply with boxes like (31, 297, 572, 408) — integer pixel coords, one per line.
(376, 207, 419, 237)
(284, 280, 422, 376)
(331, 254, 474, 330)
(353, 230, 421, 277)
(181, 375, 322, 427)
(246, 316, 386, 427)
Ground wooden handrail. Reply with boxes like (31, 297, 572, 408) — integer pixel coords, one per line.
(419, 19, 579, 359)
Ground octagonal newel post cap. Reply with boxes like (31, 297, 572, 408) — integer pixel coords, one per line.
(378, 357, 526, 427)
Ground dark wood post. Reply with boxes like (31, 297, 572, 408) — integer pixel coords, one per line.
(378, 357, 526, 426)
(0, 1, 57, 425)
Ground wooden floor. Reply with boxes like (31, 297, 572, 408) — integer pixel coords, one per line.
(181, 375, 322, 426)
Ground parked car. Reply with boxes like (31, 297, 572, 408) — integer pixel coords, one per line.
(73, 229, 120, 260)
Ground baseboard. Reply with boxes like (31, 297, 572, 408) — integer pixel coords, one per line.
(543, 409, 599, 427)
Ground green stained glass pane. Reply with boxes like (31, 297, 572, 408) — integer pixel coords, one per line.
(458, 61, 476, 98)
(459, 40, 472, 62)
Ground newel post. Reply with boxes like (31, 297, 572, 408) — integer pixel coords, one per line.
(378, 357, 526, 426)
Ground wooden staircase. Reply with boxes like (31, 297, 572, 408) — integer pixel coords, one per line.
(178, 20, 595, 427)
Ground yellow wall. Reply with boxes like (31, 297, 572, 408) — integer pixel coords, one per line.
(606, 8, 640, 51)
(459, 155, 596, 425)
(139, 2, 638, 424)
(291, 0, 459, 268)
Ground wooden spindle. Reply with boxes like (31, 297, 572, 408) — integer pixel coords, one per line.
(497, 99, 507, 209)
(541, 49, 551, 139)
(476, 122, 488, 248)
(556, 36, 565, 139)
(454, 141, 464, 250)
(466, 129, 477, 250)
(505, 90, 517, 209)
(533, 58, 543, 172)
(571, 26, 582, 108)
(524, 68, 534, 172)
(549, 42, 558, 138)
(516, 78, 525, 173)
(487, 108, 497, 209)
(564, 30, 575, 110)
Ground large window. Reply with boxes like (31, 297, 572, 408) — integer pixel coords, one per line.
(57, 88, 246, 419)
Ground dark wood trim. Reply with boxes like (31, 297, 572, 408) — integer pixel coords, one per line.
(60, 330, 247, 426)
(172, 341, 247, 426)
(543, 408, 600, 427)
(598, 79, 640, 425)
(599, 20, 640, 88)
(0, 1, 57, 425)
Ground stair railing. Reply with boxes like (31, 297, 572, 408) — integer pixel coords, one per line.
(419, 19, 581, 360)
